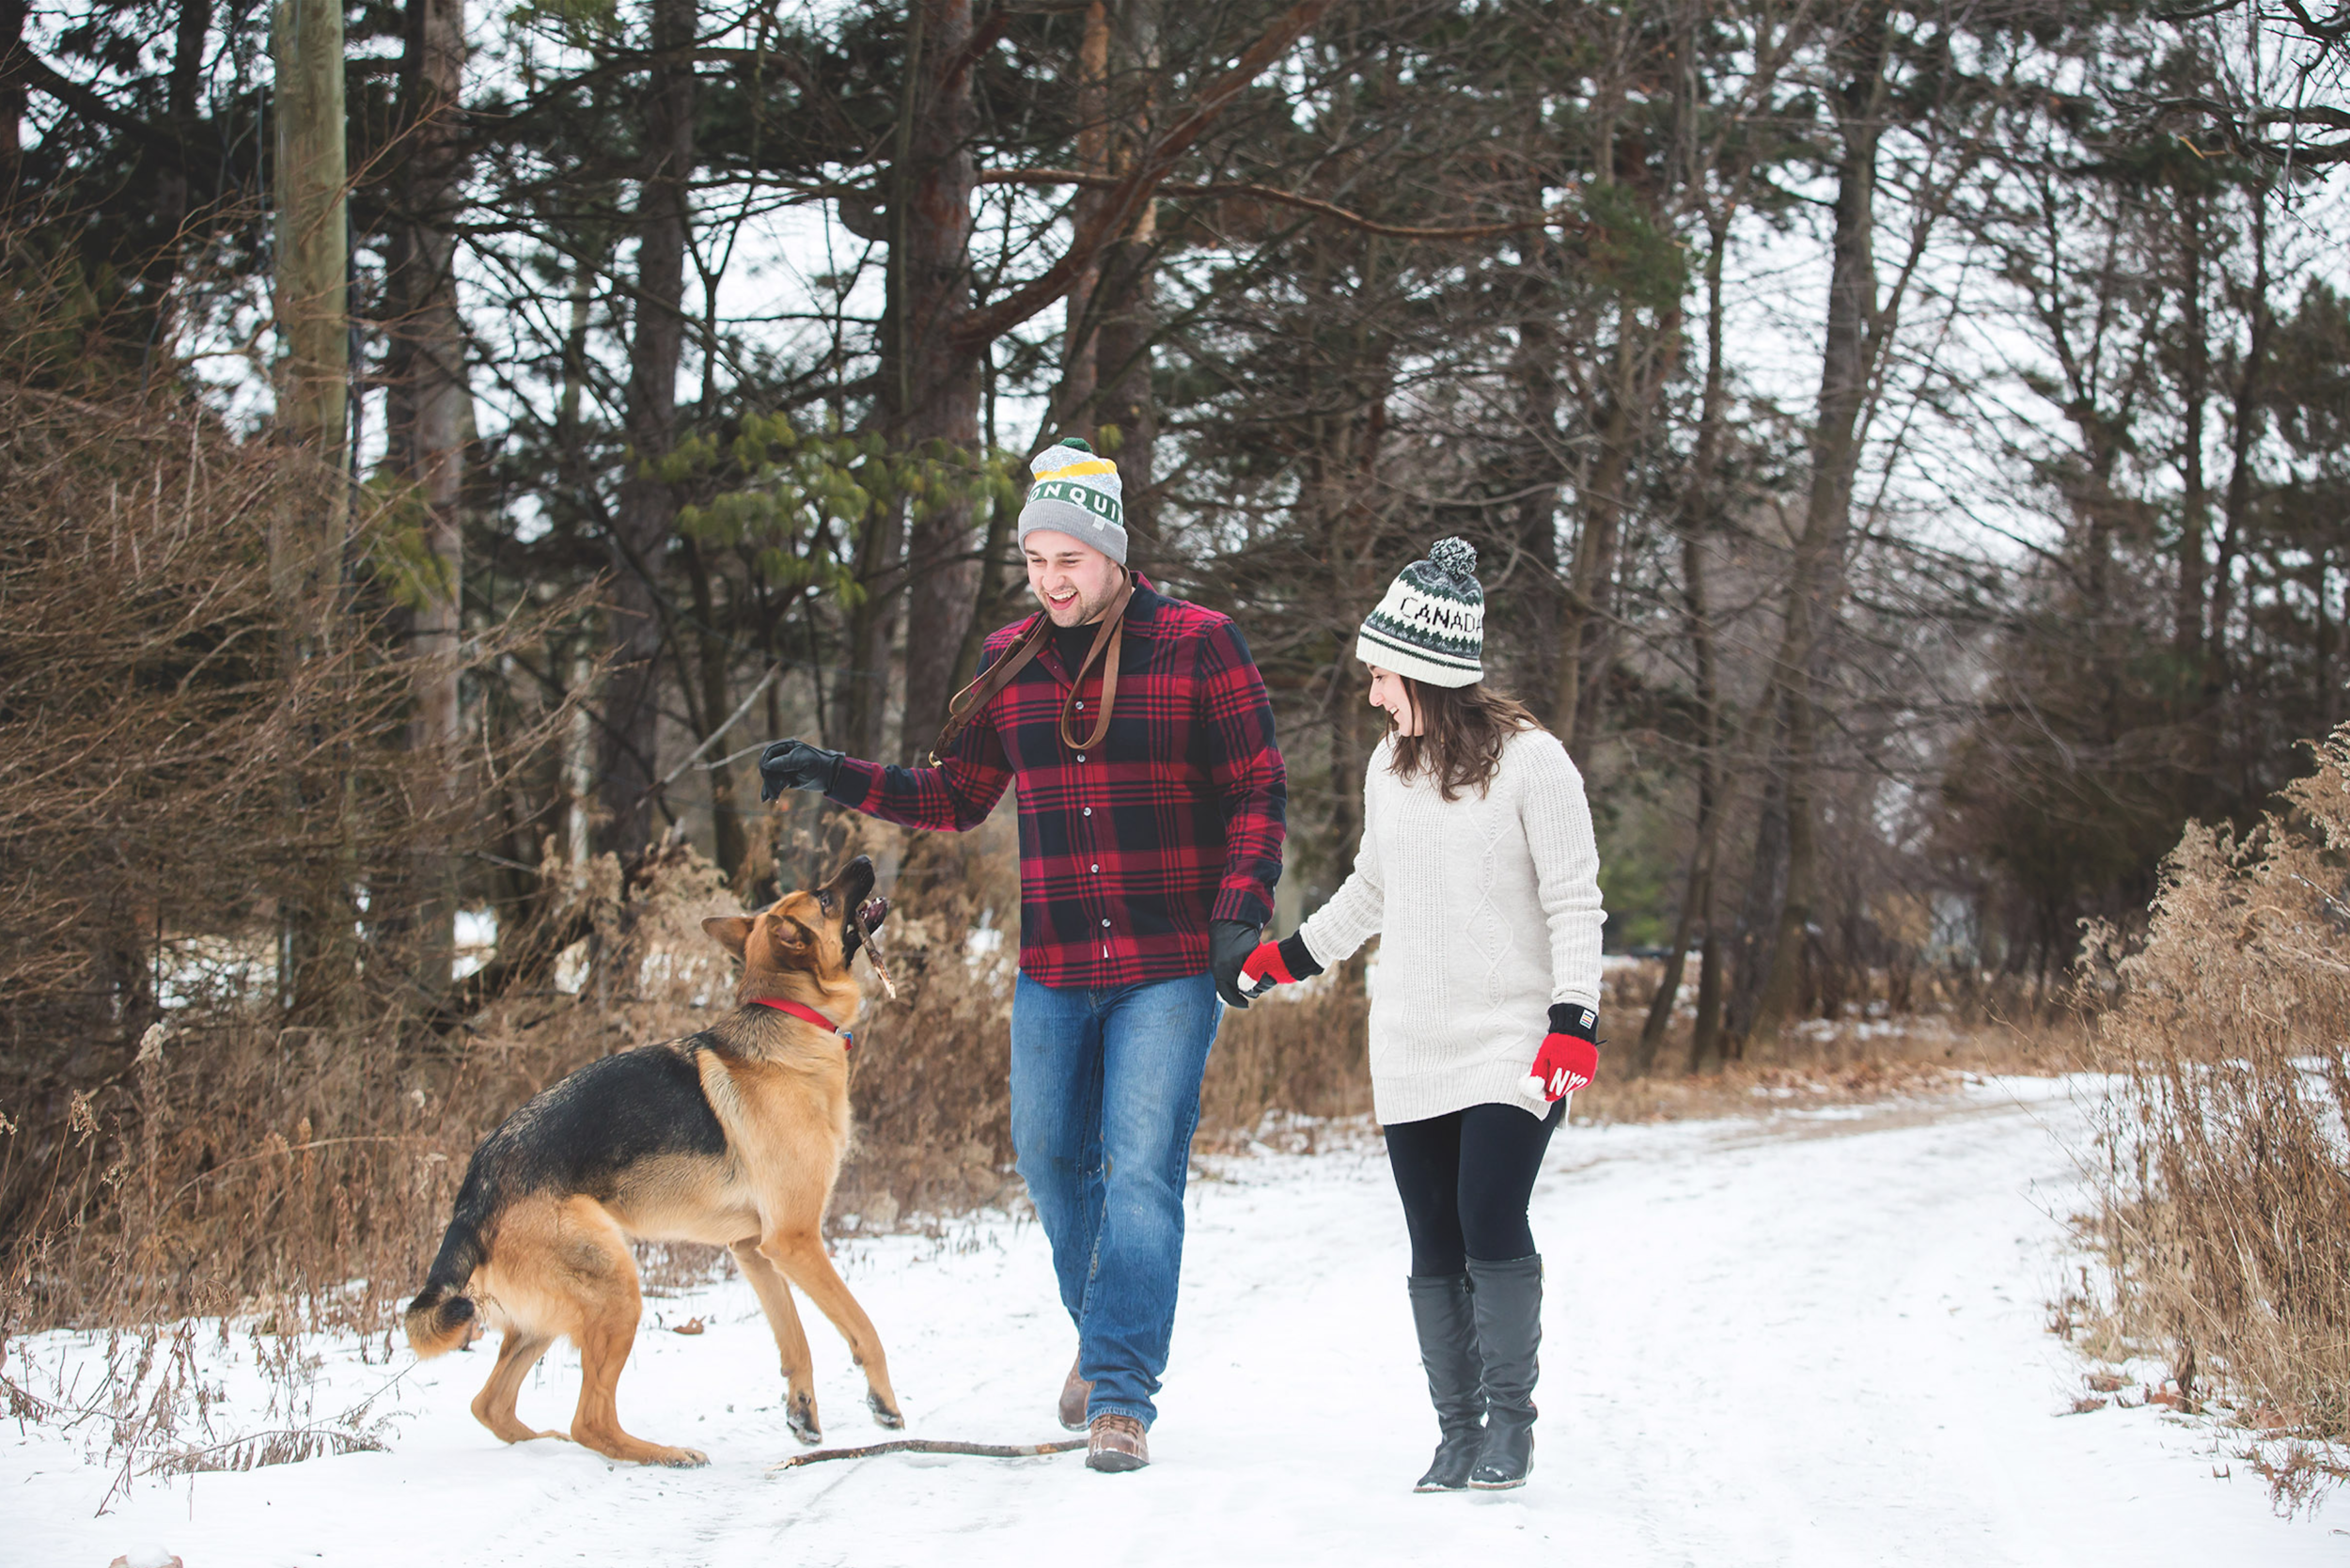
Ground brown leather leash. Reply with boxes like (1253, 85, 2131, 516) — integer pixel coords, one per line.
(928, 572, 1134, 765)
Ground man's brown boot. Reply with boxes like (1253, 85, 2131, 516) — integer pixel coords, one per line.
(1058, 1355, 1093, 1432)
(1086, 1412, 1149, 1473)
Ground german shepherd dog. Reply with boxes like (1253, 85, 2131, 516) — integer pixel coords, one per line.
(402, 855, 903, 1466)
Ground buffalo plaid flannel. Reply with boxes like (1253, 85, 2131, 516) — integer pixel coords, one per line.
(826, 582, 1288, 990)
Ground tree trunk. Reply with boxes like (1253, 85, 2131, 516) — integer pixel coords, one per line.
(1503, 198, 1568, 724)
(147, 0, 209, 308)
(597, 0, 697, 855)
(1054, 1, 1164, 557)
(887, 0, 981, 760)
(1091, 228, 1159, 550)
(1635, 212, 1731, 1075)
(1745, 6, 1888, 1043)
(1052, 0, 1111, 436)
(1686, 863, 1726, 1073)
(2207, 195, 2271, 719)
(2174, 196, 2208, 659)
(1554, 306, 1681, 752)
(681, 532, 748, 879)
(0, 0, 25, 203)
(384, 0, 468, 1001)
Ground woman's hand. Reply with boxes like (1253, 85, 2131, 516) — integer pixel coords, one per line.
(1239, 933, 1324, 999)
(1528, 1003, 1600, 1100)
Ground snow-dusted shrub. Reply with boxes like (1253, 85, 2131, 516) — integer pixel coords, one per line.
(2083, 723, 2350, 1506)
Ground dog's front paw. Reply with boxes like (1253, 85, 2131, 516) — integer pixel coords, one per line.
(653, 1445, 710, 1467)
(787, 1391, 822, 1445)
(868, 1389, 905, 1430)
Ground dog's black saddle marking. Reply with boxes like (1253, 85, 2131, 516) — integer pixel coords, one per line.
(465, 1039, 728, 1204)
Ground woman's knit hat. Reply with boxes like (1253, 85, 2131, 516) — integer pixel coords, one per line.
(1018, 437, 1128, 565)
(1355, 536, 1484, 687)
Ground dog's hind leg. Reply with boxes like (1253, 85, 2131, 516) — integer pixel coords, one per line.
(730, 1237, 822, 1445)
(557, 1200, 709, 1467)
(760, 1229, 903, 1430)
(471, 1329, 561, 1445)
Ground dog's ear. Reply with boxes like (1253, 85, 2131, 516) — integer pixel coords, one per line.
(701, 915, 755, 957)
(769, 916, 821, 967)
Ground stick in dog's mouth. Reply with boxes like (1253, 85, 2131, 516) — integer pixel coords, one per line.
(855, 897, 898, 999)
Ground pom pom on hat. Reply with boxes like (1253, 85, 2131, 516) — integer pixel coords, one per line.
(1425, 536, 1477, 586)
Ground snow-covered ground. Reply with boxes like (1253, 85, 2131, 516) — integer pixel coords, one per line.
(7, 1076, 2338, 1566)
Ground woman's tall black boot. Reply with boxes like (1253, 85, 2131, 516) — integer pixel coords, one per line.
(1405, 1273, 1486, 1491)
(1465, 1254, 1542, 1489)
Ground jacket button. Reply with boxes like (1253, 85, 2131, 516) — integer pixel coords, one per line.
(1075, 700, 1085, 710)
(1090, 864, 1099, 872)
(1100, 918, 1110, 928)
(1076, 753, 1087, 762)
(1083, 807, 1092, 816)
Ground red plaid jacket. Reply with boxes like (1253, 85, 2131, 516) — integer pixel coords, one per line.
(827, 582, 1287, 989)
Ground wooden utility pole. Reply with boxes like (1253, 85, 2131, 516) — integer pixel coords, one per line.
(271, 0, 351, 1015)
(272, 0, 348, 568)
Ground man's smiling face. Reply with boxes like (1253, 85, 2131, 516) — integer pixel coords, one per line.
(1025, 531, 1125, 627)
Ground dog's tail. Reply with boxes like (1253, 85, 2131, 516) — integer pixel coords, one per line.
(403, 1195, 490, 1358)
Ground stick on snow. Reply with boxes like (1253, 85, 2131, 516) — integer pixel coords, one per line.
(771, 1436, 1086, 1471)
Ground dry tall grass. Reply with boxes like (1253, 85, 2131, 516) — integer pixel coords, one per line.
(2076, 724, 2350, 1510)
(0, 819, 1381, 1338)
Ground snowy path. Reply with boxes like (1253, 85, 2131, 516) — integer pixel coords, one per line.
(8, 1077, 2340, 1566)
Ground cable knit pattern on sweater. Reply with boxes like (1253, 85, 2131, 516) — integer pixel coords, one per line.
(1295, 727, 1604, 1125)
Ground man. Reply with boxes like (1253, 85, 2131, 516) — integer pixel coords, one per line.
(758, 438, 1286, 1472)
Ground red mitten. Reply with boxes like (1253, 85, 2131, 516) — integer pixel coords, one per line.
(1528, 1034, 1599, 1100)
(1239, 933, 1324, 998)
(1528, 1003, 1601, 1100)
(1238, 941, 1293, 997)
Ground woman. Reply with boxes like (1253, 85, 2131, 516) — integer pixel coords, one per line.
(1242, 537, 1604, 1493)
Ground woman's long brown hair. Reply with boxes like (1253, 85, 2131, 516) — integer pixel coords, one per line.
(1386, 678, 1543, 800)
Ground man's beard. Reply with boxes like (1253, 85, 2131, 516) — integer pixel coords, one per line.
(1037, 577, 1120, 625)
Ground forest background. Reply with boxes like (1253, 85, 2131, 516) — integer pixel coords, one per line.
(5, 0, 2350, 1387)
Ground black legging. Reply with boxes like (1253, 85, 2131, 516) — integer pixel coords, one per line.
(1384, 1099, 1566, 1276)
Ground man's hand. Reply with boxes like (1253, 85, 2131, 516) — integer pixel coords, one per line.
(1528, 1002, 1601, 1101)
(759, 739, 846, 802)
(1209, 920, 1262, 1010)
(1239, 933, 1325, 999)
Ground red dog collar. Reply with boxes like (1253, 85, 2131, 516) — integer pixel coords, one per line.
(748, 996, 854, 1050)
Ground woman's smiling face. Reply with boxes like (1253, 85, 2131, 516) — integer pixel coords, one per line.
(1367, 666, 1421, 736)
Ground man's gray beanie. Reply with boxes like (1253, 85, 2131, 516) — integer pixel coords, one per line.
(1017, 437, 1128, 565)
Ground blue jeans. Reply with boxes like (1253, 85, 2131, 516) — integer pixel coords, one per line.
(1010, 969, 1221, 1428)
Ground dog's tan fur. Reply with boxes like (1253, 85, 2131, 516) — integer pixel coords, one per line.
(403, 858, 898, 1466)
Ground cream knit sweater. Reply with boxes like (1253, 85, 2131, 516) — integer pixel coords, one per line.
(1295, 727, 1605, 1125)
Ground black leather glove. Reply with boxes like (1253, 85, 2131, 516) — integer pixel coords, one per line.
(1209, 919, 1261, 1010)
(759, 738, 846, 802)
